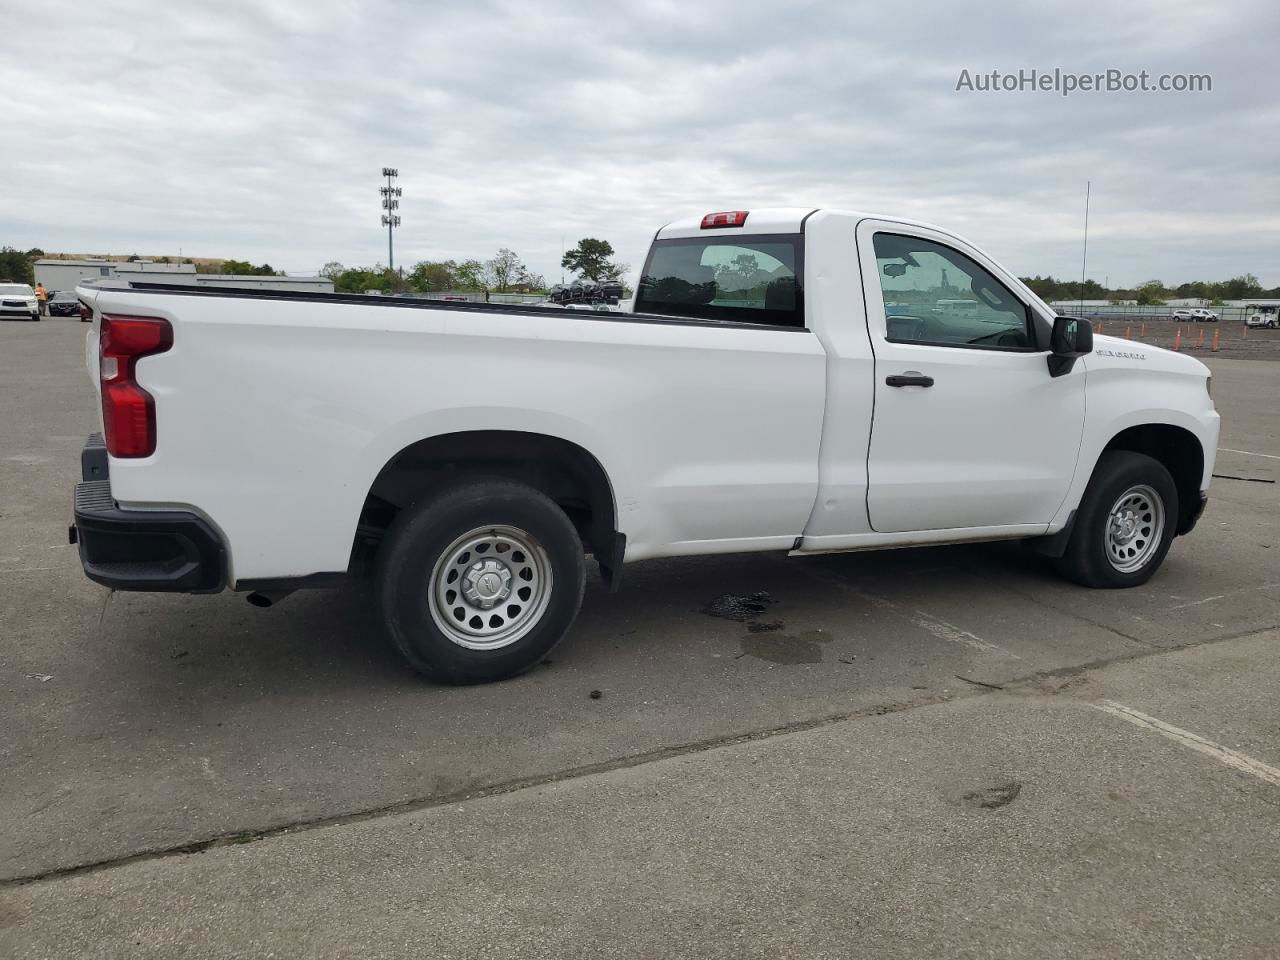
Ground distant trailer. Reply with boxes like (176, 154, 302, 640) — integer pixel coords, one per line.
(107, 272, 335, 294)
(35, 259, 195, 293)
(79, 272, 337, 295)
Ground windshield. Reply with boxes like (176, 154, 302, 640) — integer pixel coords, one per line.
(636, 234, 803, 327)
(0, 284, 34, 296)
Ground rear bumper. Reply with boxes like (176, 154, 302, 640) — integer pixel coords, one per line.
(70, 434, 226, 593)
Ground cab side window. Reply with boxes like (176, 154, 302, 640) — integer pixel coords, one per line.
(873, 233, 1032, 350)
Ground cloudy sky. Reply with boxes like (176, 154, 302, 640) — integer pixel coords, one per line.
(3, 0, 1278, 287)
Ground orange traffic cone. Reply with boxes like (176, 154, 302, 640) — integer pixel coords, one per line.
(1197, 328, 1205, 349)
(1125, 325, 1132, 339)
(1174, 328, 1182, 351)
(1140, 322, 1146, 337)
(1212, 330, 1220, 352)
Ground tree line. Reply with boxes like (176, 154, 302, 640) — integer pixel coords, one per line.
(1020, 273, 1277, 304)
(320, 238, 628, 295)
(11, 240, 1265, 304)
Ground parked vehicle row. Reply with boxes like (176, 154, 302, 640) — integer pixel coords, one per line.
(547, 278, 625, 305)
(70, 207, 1219, 685)
(0, 284, 94, 322)
(1170, 308, 1219, 322)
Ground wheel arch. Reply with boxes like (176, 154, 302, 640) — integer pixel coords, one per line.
(357, 429, 623, 586)
(1099, 423, 1204, 534)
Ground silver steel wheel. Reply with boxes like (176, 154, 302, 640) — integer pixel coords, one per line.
(427, 525, 553, 651)
(1104, 484, 1164, 574)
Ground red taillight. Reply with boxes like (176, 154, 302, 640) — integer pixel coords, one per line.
(100, 315, 172, 458)
(701, 210, 749, 229)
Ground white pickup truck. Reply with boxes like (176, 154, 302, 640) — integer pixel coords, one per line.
(72, 208, 1220, 683)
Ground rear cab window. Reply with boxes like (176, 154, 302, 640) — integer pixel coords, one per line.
(636, 234, 804, 328)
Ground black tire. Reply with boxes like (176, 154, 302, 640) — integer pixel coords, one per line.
(374, 478, 586, 684)
(1056, 451, 1178, 588)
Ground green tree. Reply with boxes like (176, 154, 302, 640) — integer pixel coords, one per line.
(518, 268, 547, 292)
(1215, 274, 1263, 300)
(331, 265, 401, 294)
(1134, 280, 1167, 305)
(221, 260, 279, 276)
(453, 259, 487, 290)
(562, 238, 625, 282)
(320, 262, 345, 281)
(407, 260, 458, 292)
(0, 246, 35, 284)
(485, 248, 530, 293)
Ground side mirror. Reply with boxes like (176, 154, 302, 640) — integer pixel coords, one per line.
(883, 263, 907, 278)
(1048, 315, 1093, 377)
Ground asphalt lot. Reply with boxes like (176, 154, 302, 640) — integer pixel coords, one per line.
(2, 316, 1279, 957)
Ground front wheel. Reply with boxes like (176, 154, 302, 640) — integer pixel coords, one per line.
(374, 478, 586, 684)
(1056, 451, 1178, 588)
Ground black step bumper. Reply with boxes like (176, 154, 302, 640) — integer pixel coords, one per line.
(70, 434, 226, 593)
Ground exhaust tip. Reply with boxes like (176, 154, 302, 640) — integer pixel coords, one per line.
(246, 592, 276, 608)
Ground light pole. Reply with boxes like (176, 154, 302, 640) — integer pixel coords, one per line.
(380, 167, 402, 271)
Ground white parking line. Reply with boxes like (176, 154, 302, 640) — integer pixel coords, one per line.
(911, 611, 1017, 657)
(1219, 447, 1280, 461)
(1092, 700, 1280, 787)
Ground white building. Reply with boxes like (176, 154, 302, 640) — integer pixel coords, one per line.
(35, 258, 195, 292)
(36, 259, 335, 294)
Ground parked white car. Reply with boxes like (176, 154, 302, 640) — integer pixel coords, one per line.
(0, 283, 40, 322)
(71, 208, 1220, 683)
(1191, 308, 1219, 322)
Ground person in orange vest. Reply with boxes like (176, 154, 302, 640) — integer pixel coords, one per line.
(34, 282, 49, 316)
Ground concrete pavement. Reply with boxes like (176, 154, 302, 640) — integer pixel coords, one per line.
(5, 631, 1280, 959)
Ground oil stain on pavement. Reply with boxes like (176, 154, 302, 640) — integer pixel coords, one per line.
(740, 629, 833, 665)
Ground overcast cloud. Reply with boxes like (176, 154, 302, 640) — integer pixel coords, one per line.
(3, 0, 1278, 287)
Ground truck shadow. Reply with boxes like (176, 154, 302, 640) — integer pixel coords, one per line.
(95, 538, 1045, 714)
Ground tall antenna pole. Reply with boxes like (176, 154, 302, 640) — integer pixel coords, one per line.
(380, 167, 401, 272)
(1079, 180, 1091, 315)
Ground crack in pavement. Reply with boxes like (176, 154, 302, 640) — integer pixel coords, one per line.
(3, 623, 1277, 891)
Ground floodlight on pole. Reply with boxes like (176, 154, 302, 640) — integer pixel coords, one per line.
(379, 167, 401, 270)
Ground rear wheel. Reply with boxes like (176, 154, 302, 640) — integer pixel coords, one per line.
(374, 478, 586, 684)
(1056, 451, 1178, 588)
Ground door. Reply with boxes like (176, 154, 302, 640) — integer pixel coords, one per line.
(858, 220, 1085, 533)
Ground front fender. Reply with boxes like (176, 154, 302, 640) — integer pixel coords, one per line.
(1049, 356, 1219, 530)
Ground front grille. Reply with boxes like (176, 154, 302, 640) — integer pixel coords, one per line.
(2, 300, 29, 307)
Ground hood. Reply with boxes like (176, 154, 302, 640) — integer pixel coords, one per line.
(1087, 333, 1210, 378)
